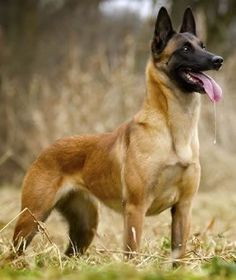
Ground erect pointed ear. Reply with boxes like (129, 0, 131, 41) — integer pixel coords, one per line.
(151, 7, 175, 55)
(179, 7, 196, 35)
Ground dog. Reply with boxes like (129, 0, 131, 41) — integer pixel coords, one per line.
(13, 7, 223, 263)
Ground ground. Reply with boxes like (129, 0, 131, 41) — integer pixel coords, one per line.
(0, 186, 236, 279)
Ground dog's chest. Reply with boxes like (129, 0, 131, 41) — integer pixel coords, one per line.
(128, 124, 198, 215)
(145, 129, 198, 214)
(146, 161, 185, 215)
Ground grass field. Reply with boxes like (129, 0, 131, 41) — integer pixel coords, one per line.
(0, 186, 236, 279)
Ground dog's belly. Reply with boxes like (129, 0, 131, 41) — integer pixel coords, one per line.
(101, 198, 123, 213)
(84, 174, 124, 213)
(146, 163, 184, 216)
(98, 163, 185, 215)
(86, 181, 123, 213)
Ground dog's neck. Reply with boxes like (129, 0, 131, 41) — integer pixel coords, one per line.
(144, 60, 200, 112)
(137, 60, 201, 163)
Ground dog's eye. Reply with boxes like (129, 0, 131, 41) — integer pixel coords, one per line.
(183, 46, 190, 52)
(182, 43, 192, 53)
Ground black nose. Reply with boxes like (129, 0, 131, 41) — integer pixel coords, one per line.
(212, 56, 223, 69)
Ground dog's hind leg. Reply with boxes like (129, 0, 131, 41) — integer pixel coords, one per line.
(56, 190, 98, 256)
(13, 172, 62, 253)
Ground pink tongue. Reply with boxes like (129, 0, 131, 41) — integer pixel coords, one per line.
(191, 72, 222, 102)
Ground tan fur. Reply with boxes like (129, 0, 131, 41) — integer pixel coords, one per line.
(13, 42, 201, 262)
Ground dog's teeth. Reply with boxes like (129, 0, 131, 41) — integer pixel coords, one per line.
(186, 74, 192, 80)
(186, 73, 194, 82)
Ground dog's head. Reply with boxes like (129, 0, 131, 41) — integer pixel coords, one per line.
(151, 7, 223, 102)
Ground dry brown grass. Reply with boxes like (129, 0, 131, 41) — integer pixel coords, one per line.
(0, 186, 235, 271)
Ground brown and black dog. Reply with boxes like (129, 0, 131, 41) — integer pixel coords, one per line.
(13, 7, 223, 262)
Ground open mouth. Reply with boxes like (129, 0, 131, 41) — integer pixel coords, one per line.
(181, 68, 222, 102)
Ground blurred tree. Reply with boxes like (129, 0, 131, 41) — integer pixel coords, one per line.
(0, 0, 38, 79)
(0, 0, 236, 185)
(0, 0, 104, 80)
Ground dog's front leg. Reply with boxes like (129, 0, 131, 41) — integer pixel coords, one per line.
(171, 200, 192, 266)
(123, 201, 145, 259)
(171, 163, 200, 267)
